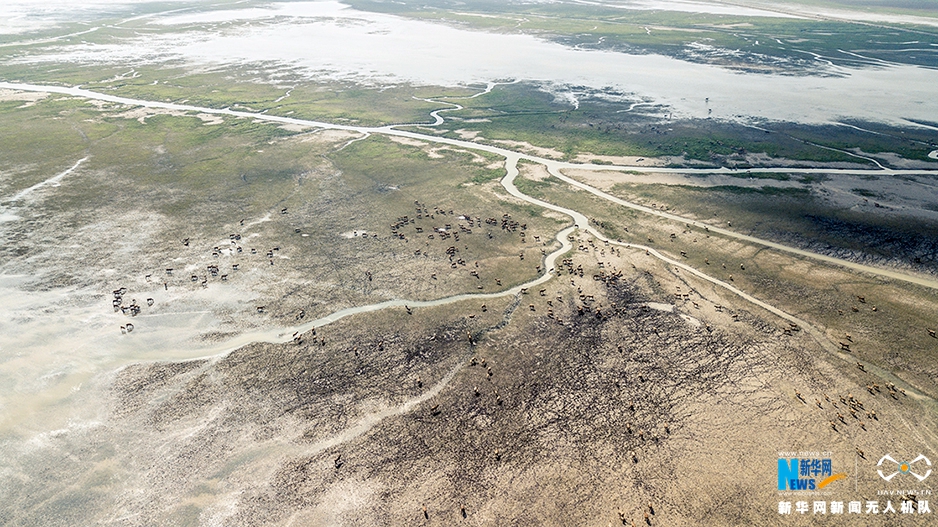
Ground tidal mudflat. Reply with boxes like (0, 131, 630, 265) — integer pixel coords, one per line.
(2, 1, 938, 525)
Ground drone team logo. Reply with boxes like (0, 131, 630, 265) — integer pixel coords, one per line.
(877, 454, 932, 482)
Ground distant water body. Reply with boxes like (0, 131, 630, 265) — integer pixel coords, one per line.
(11, 0, 938, 127)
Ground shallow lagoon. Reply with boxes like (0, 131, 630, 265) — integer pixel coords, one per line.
(10, 0, 938, 127)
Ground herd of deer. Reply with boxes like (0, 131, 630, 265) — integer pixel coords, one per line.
(112, 286, 151, 333)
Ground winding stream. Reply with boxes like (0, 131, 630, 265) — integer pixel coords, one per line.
(1, 80, 937, 427)
(180, 223, 576, 361)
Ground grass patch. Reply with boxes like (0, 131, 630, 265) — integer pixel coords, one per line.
(700, 185, 811, 197)
(851, 188, 878, 198)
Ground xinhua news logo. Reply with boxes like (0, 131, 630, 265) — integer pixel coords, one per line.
(878, 454, 932, 483)
(778, 457, 847, 491)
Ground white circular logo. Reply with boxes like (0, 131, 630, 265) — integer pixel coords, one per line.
(877, 454, 932, 482)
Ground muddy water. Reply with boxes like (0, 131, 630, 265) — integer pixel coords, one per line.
(9, 1, 938, 127)
(568, 0, 802, 18)
(0, 275, 228, 432)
